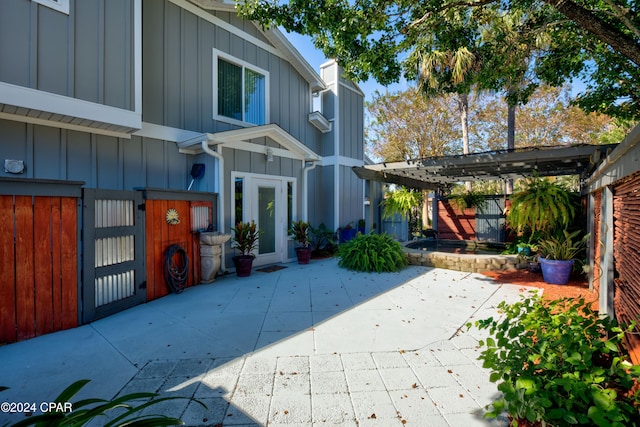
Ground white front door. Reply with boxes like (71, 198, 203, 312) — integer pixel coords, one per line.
(251, 177, 285, 265)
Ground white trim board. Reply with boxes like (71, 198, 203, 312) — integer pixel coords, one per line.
(0, 112, 134, 139)
(134, 122, 203, 142)
(0, 82, 141, 130)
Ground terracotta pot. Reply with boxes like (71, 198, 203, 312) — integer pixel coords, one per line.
(233, 255, 254, 277)
(295, 247, 312, 264)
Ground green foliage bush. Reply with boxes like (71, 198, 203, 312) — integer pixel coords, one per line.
(448, 190, 488, 214)
(507, 177, 579, 240)
(472, 293, 640, 426)
(381, 187, 421, 220)
(309, 223, 337, 255)
(336, 233, 407, 272)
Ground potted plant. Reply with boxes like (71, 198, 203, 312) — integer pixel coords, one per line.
(290, 220, 312, 264)
(448, 190, 487, 214)
(506, 177, 578, 239)
(537, 229, 588, 284)
(357, 219, 366, 234)
(513, 242, 540, 272)
(516, 242, 533, 256)
(230, 221, 260, 277)
(339, 222, 357, 243)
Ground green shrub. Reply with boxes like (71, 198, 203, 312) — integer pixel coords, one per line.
(448, 190, 488, 214)
(507, 177, 578, 239)
(472, 293, 640, 426)
(3, 379, 205, 426)
(336, 233, 407, 272)
(381, 186, 421, 221)
(310, 223, 337, 255)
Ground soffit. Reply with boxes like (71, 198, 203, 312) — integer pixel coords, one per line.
(178, 123, 321, 161)
(353, 144, 618, 190)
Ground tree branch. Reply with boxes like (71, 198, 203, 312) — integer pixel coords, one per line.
(602, 0, 640, 39)
(410, 0, 498, 28)
(544, 0, 640, 66)
(409, 0, 640, 67)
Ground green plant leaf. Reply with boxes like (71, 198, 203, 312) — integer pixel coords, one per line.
(474, 293, 640, 426)
(604, 340, 619, 353)
(591, 388, 616, 411)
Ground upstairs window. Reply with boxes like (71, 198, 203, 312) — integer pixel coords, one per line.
(215, 53, 268, 126)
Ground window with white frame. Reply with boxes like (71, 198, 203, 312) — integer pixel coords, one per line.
(32, 0, 69, 14)
(215, 52, 268, 126)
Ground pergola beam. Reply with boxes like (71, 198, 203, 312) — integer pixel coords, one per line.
(354, 144, 617, 188)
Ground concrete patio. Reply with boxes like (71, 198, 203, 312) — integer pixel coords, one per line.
(0, 259, 530, 426)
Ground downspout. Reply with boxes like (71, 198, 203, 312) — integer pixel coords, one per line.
(302, 160, 317, 222)
(201, 140, 227, 272)
(333, 63, 340, 229)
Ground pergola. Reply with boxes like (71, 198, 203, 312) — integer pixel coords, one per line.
(353, 144, 618, 191)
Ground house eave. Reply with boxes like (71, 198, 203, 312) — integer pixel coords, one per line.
(0, 82, 141, 138)
(178, 123, 321, 161)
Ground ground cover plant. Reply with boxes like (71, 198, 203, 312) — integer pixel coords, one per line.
(1, 379, 204, 427)
(336, 232, 407, 272)
(472, 293, 640, 426)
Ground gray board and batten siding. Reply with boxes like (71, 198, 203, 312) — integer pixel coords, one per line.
(0, 0, 135, 112)
(143, 1, 323, 149)
(0, 117, 197, 192)
(1, 0, 316, 194)
(0, 0, 367, 230)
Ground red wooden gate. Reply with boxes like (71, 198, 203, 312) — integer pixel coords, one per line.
(142, 190, 216, 302)
(0, 179, 81, 344)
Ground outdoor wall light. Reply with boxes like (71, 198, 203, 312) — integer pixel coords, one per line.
(4, 159, 25, 174)
(266, 148, 274, 162)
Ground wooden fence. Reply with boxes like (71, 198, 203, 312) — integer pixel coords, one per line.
(0, 179, 82, 344)
(437, 200, 476, 240)
(612, 171, 640, 364)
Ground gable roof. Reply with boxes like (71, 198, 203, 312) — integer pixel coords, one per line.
(185, 0, 326, 92)
(178, 123, 321, 161)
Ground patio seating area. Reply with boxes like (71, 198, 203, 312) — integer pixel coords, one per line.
(0, 259, 532, 426)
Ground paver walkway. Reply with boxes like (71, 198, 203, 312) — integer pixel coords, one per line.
(0, 259, 525, 426)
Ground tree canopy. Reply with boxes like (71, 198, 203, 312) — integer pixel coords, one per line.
(366, 84, 630, 161)
(366, 89, 462, 161)
(238, 0, 640, 119)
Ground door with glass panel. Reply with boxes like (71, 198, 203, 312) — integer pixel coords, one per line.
(252, 178, 284, 265)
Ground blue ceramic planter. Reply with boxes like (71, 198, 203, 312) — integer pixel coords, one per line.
(539, 257, 574, 285)
(340, 228, 357, 243)
(517, 246, 532, 256)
